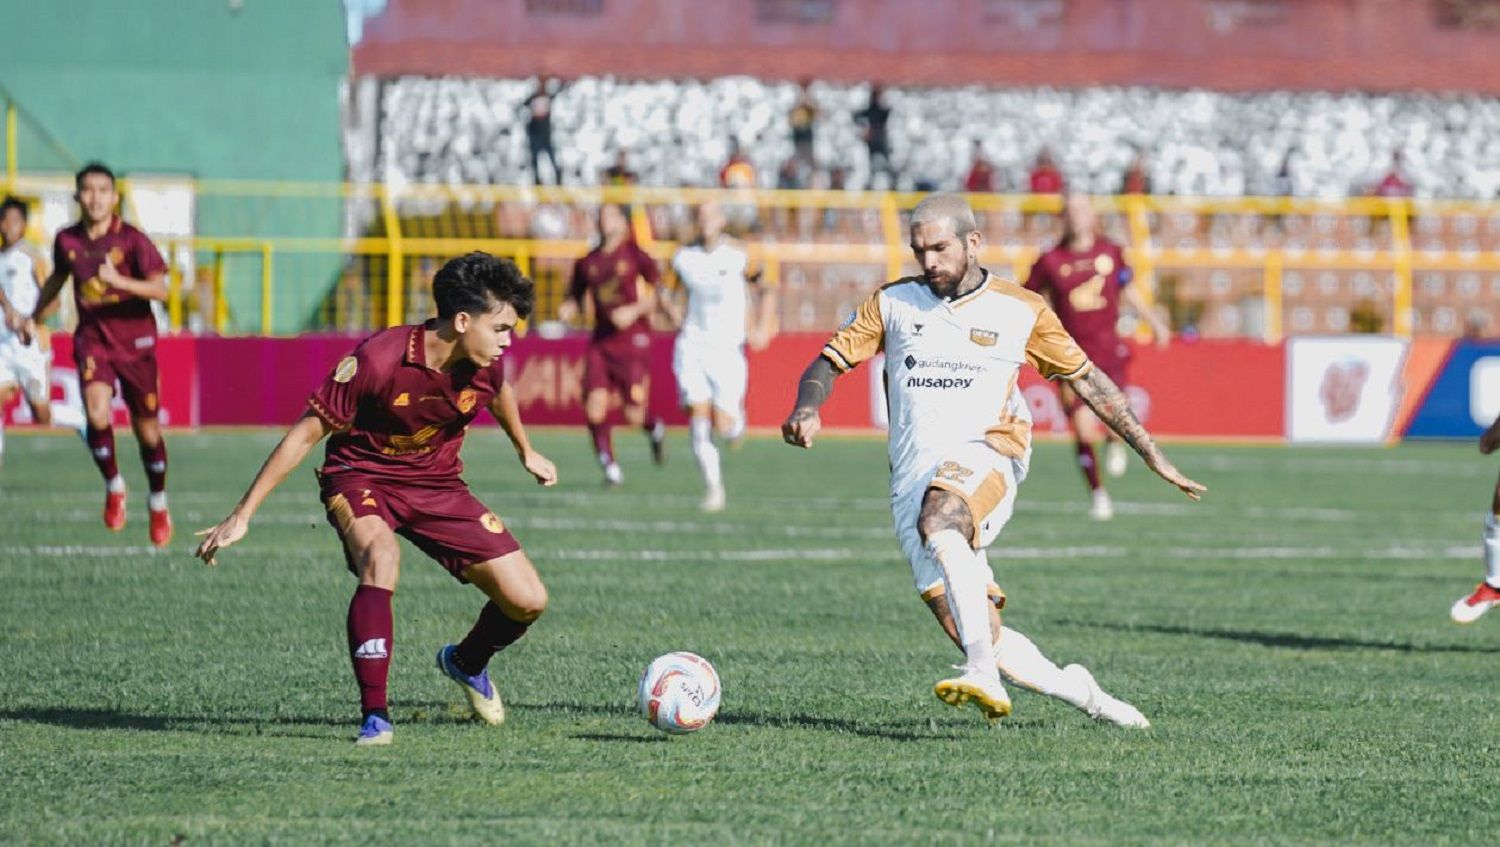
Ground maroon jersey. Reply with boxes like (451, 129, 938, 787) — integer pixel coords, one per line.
(309, 323, 505, 482)
(1024, 237, 1132, 360)
(52, 216, 166, 356)
(567, 240, 659, 349)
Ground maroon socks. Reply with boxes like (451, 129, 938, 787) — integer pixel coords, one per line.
(452, 602, 531, 675)
(347, 585, 394, 715)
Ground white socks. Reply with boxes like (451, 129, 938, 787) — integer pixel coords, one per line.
(149, 491, 169, 511)
(690, 416, 722, 491)
(994, 627, 1090, 709)
(1484, 513, 1500, 587)
(926, 529, 997, 678)
(106, 475, 126, 494)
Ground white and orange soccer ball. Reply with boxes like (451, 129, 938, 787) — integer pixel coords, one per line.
(638, 651, 721, 734)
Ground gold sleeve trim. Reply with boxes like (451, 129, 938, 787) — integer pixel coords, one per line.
(1025, 304, 1091, 381)
(822, 289, 885, 372)
(307, 397, 352, 432)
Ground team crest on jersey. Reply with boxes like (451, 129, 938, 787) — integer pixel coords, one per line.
(107, 247, 125, 265)
(1094, 254, 1114, 275)
(480, 512, 506, 534)
(616, 259, 631, 277)
(969, 328, 999, 347)
(393, 392, 410, 407)
(1059, 262, 1071, 276)
(457, 388, 477, 413)
(333, 356, 358, 383)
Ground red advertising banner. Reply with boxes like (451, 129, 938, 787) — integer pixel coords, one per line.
(1019, 340, 1286, 439)
(5, 332, 1284, 439)
(196, 334, 364, 426)
(3, 333, 199, 428)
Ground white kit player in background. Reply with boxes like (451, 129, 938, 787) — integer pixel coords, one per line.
(782, 193, 1205, 727)
(665, 201, 778, 512)
(1449, 412, 1500, 623)
(0, 197, 82, 471)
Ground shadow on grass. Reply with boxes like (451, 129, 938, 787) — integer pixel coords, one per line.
(1062, 619, 1500, 655)
(570, 731, 669, 743)
(0, 706, 345, 737)
(517, 700, 1037, 741)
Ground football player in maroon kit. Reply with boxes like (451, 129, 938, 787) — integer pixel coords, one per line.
(26, 163, 173, 545)
(559, 203, 667, 486)
(1025, 193, 1170, 521)
(194, 253, 558, 746)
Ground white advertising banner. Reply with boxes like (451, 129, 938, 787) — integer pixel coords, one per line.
(1288, 337, 1408, 443)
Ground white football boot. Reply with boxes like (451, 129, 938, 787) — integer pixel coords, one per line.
(1104, 441, 1129, 478)
(701, 484, 726, 513)
(1065, 664, 1149, 728)
(1089, 489, 1114, 522)
(934, 669, 1012, 721)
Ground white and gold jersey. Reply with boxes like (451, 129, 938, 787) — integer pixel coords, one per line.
(821, 272, 1092, 493)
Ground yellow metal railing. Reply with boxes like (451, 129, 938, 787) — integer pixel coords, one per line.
(4, 174, 1499, 339)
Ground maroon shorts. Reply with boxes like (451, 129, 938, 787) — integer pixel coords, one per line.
(76, 345, 160, 418)
(318, 472, 522, 580)
(583, 341, 650, 407)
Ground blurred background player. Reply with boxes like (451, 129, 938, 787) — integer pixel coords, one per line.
(1449, 412, 1500, 623)
(782, 193, 1204, 725)
(665, 201, 777, 512)
(0, 196, 64, 469)
(559, 203, 667, 485)
(1025, 192, 1171, 521)
(195, 253, 557, 746)
(26, 164, 173, 545)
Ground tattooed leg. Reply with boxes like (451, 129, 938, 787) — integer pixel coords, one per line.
(918, 487, 997, 675)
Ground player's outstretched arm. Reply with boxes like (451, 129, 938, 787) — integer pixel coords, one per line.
(1121, 284, 1171, 349)
(23, 268, 70, 344)
(1481, 413, 1500, 455)
(749, 281, 779, 351)
(194, 413, 332, 565)
(1070, 367, 1206, 500)
(491, 382, 557, 486)
(781, 356, 839, 449)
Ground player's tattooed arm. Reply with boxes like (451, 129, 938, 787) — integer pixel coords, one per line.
(1070, 367, 1207, 500)
(781, 356, 839, 448)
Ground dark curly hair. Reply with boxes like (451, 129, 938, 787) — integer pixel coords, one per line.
(75, 162, 116, 192)
(0, 196, 26, 221)
(432, 252, 535, 320)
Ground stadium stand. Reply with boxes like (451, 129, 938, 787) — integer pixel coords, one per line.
(363, 76, 1500, 199)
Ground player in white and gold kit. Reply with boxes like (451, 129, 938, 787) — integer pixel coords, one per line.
(783, 193, 1205, 726)
(0, 197, 62, 469)
(666, 202, 777, 511)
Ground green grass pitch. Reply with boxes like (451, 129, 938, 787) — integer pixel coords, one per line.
(2, 429, 1499, 845)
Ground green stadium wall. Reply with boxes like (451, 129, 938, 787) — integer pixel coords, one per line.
(0, 0, 348, 334)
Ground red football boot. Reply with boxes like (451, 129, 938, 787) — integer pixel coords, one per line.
(149, 507, 173, 548)
(103, 490, 127, 531)
(1450, 582, 1500, 624)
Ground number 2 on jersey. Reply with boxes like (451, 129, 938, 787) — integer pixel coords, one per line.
(1068, 274, 1108, 312)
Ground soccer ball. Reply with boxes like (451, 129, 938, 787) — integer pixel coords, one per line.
(638, 651, 721, 734)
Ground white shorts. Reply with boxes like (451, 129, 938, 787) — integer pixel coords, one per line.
(0, 336, 50, 404)
(891, 440, 1022, 606)
(673, 339, 747, 418)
